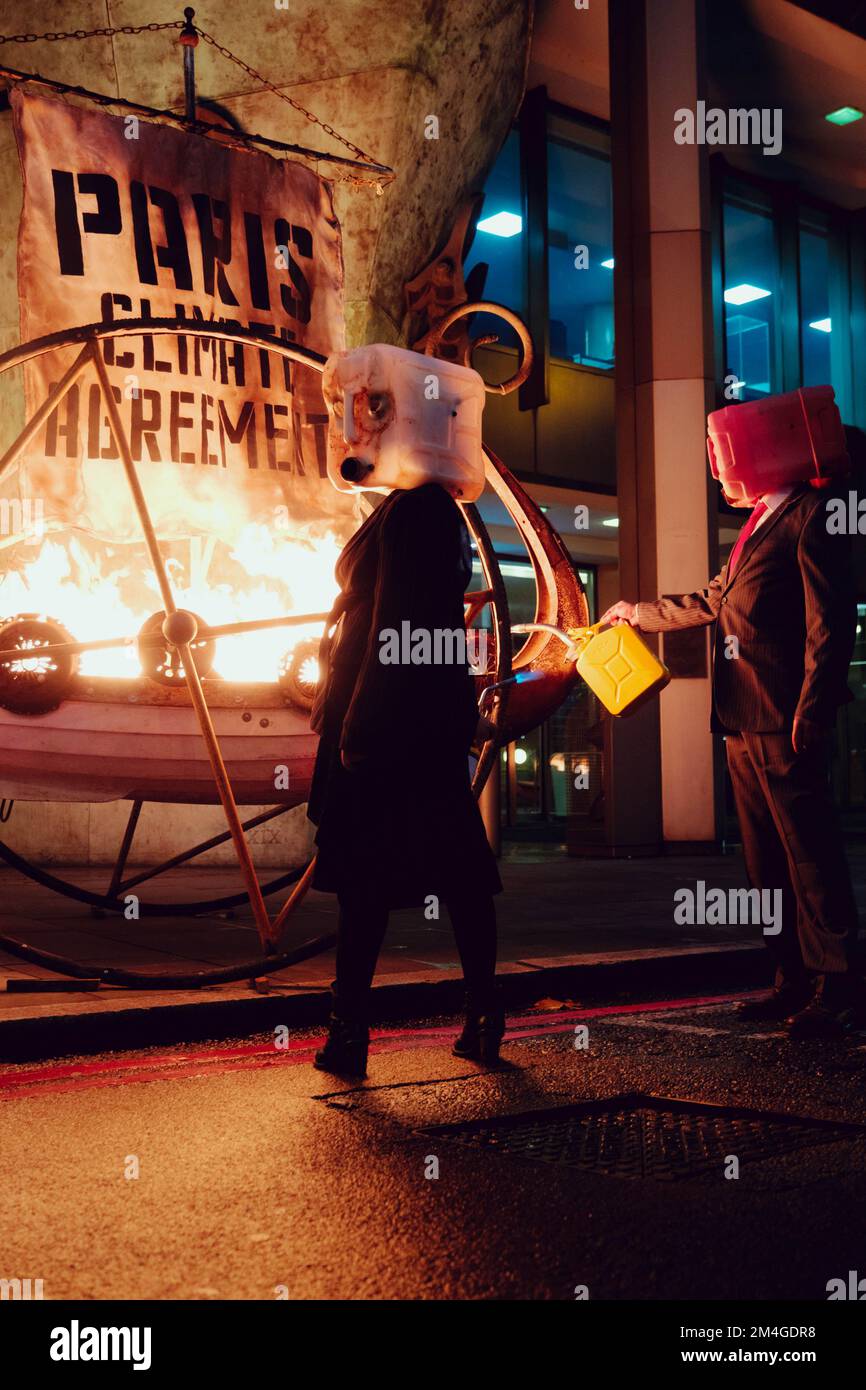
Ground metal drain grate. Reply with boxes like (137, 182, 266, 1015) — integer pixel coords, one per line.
(420, 1093, 862, 1183)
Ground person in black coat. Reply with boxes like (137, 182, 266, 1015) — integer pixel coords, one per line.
(307, 480, 503, 1076)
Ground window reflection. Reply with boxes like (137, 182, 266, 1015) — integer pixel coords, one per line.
(547, 131, 614, 368)
(470, 557, 598, 829)
(464, 116, 615, 368)
(722, 193, 780, 399)
(800, 217, 832, 386)
(464, 130, 525, 350)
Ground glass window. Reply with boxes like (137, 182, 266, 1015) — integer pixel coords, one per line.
(722, 192, 781, 399)
(464, 113, 614, 367)
(547, 126, 614, 368)
(469, 556, 594, 655)
(463, 130, 525, 350)
(799, 216, 832, 386)
(469, 556, 598, 833)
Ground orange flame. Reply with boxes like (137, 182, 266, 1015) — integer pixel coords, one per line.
(2, 523, 344, 682)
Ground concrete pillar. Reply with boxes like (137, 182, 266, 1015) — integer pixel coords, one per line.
(607, 0, 720, 852)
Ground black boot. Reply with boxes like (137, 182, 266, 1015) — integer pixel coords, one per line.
(736, 981, 812, 1021)
(314, 986, 369, 1078)
(453, 990, 505, 1066)
(786, 972, 866, 1040)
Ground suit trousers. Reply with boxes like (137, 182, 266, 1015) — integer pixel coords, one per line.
(725, 732, 858, 984)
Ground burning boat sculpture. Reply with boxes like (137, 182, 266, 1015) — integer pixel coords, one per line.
(0, 12, 585, 979)
(0, 316, 586, 940)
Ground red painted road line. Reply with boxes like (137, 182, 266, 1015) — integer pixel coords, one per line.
(2, 1035, 475, 1101)
(0, 989, 754, 1089)
(0, 990, 760, 1102)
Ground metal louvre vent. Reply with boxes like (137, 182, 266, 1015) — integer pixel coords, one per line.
(420, 1093, 861, 1183)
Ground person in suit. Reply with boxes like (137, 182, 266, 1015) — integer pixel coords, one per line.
(601, 389, 862, 1039)
(307, 348, 504, 1078)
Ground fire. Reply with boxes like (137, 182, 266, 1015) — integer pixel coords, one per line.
(0, 523, 345, 683)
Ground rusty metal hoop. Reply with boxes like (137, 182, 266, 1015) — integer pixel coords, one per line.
(423, 300, 534, 396)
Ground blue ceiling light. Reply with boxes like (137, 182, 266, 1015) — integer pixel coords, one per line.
(476, 211, 523, 238)
(808, 317, 831, 332)
(724, 284, 772, 305)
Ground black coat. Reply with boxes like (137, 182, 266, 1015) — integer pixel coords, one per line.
(308, 482, 502, 906)
(635, 486, 856, 732)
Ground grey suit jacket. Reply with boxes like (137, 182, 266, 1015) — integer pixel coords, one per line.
(635, 487, 856, 733)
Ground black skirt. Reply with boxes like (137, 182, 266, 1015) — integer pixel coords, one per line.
(310, 741, 502, 907)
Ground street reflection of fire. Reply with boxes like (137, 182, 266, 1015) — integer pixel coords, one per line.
(1, 524, 343, 683)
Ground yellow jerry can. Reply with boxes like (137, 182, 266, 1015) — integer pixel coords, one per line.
(567, 621, 670, 717)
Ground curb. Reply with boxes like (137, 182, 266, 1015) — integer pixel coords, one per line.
(0, 941, 769, 1063)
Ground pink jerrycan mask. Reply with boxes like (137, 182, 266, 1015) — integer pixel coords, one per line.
(322, 344, 487, 501)
(706, 385, 850, 507)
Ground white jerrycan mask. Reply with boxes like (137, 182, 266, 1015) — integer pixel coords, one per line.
(322, 344, 486, 501)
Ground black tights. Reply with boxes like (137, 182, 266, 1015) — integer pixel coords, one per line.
(334, 888, 498, 1019)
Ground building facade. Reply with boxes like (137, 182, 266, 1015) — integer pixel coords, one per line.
(472, 0, 866, 855)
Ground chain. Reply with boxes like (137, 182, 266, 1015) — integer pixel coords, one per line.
(0, 22, 183, 44)
(0, 18, 391, 188)
(195, 28, 389, 180)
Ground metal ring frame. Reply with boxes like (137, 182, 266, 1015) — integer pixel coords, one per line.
(0, 318, 513, 987)
(424, 300, 534, 396)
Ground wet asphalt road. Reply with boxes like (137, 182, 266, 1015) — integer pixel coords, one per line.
(2, 990, 865, 1301)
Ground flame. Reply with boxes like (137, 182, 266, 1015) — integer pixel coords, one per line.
(0, 524, 344, 683)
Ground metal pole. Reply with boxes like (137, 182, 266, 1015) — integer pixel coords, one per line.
(270, 857, 317, 939)
(176, 638, 278, 948)
(106, 801, 143, 901)
(506, 742, 517, 827)
(90, 342, 275, 951)
(0, 343, 92, 479)
(180, 8, 198, 123)
(90, 344, 176, 616)
(0, 610, 331, 665)
(117, 806, 292, 894)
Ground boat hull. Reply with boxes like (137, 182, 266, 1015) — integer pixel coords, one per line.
(0, 676, 316, 805)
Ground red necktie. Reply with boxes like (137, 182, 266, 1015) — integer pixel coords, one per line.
(727, 499, 768, 578)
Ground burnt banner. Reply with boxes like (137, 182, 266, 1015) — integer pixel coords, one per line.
(10, 89, 354, 547)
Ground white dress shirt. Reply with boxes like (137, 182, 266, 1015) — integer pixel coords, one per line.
(753, 487, 794, 531)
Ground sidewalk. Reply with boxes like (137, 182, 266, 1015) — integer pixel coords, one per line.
(2, 843, 864, 1060)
